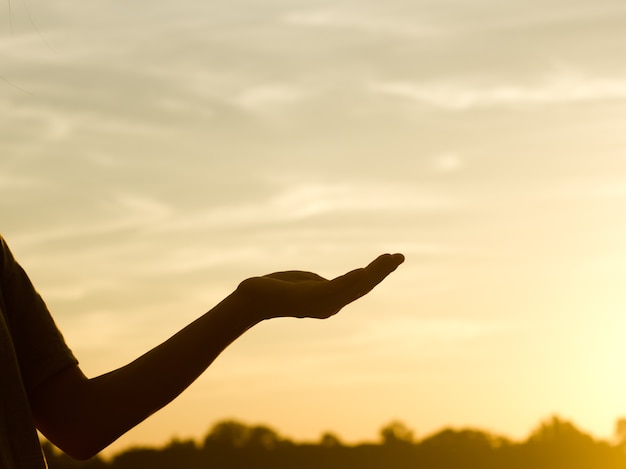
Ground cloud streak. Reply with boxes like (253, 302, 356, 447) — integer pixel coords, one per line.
(281, 7, 437, 38)
(371, 73, 626, 110)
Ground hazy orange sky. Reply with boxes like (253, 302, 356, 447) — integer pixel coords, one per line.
(2, 0, 626, 456)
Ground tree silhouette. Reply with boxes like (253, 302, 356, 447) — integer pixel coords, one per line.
(615, 418, 626, 448)
(247, 424, 285, 449)
(417, 427, 508, 469)
(380, 420, 415, 446)
(203, 419, 288, 450)
(42, 416, 626, 469)
(520, 415, 624, 469)
(319, 432, 343, 447)
(528, 415, 594, 446)
(203, 420, 252, 448)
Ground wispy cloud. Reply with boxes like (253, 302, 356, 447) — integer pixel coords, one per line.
(371, 73, 626, 110)
(211, 315, 517, 390)
(281, 8, 436, 37)
(0, 171, 41, 190)
(432, 153, 464, 173)
(234, 84, 310, 115)
(143, 181, 459, 237)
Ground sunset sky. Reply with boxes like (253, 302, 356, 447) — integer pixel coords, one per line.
(2, 0, 626, 456)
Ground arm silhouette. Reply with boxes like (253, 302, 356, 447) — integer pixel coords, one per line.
(30, 253, 404, 460)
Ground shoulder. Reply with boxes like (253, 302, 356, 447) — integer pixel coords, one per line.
(0, 234, 9, 253)
(0, 234, 13, 271)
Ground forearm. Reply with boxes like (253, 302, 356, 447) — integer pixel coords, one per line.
(33, 291, 260, 460)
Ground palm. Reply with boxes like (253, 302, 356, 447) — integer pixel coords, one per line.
(237, 254, 404, 320)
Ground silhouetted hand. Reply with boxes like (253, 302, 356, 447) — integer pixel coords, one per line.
(236, 253, 405, 320)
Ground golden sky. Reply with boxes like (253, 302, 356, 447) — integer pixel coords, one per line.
(2, 0, 626, 456)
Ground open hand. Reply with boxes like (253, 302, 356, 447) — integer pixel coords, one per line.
(236, 253, 405, 320)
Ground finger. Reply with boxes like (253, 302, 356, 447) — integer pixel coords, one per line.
(365, 253, 405, 274)
(323, 253, 405, 305)
(343, 253, 405, 289)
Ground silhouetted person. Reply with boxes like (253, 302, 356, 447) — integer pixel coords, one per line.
(0, 233, 404, 467)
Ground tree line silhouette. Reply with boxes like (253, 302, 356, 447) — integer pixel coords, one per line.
(43, 415, 626, 469)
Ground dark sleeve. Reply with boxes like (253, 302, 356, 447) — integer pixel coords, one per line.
(0, 235, 78, 397)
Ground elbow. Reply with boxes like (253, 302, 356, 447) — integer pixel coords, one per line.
(57, 430, 106, 461)
(32, 366, 111, 460)
(56, 445, 99, 462)
(38, 420, 111, 461)
(62, 442, 104, 461)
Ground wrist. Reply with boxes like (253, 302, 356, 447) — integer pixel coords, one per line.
(227, 286, 269, 326)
